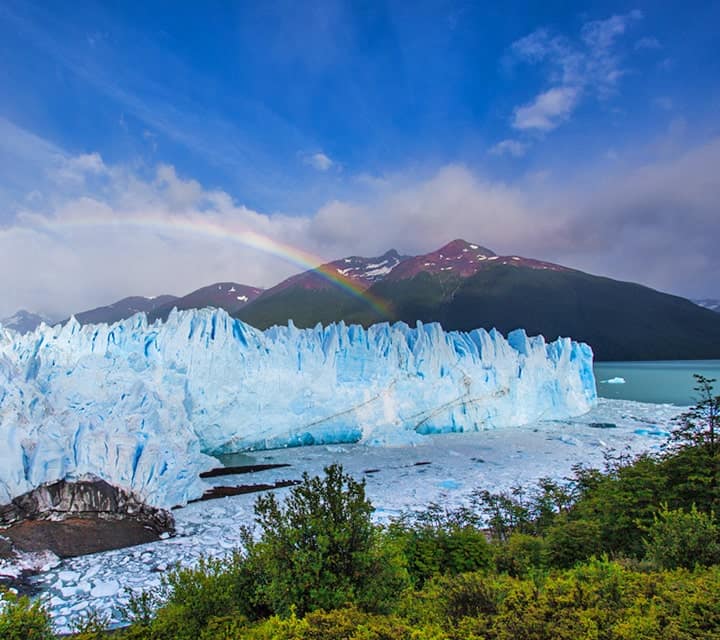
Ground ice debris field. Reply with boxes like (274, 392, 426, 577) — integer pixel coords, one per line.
(4, 400, 681, 632)
(0, 308, 595, 509)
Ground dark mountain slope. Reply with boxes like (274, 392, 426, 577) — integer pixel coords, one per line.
(72, 295, 178, 325)
(238, 258, 720, 361)
(438, 266, 720, 361)
(148, 282, 263, 322)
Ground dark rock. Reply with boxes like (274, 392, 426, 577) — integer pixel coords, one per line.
(0, 477, 174, 535)
(190, 479, 300, 502)
(200, 463, 291, 478)
(3, 518, 161, 558)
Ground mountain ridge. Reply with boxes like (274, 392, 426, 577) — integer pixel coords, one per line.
(5, 239, 720, 361)
(234, 239, 720, 361)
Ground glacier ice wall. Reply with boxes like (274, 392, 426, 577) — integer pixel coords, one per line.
(0, 309, 596, 508)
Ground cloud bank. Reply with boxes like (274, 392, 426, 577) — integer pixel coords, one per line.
(0, 119, 718, 319)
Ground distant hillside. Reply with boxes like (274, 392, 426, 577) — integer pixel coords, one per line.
(16, 239, 720, 361)
(237, 239, 720, 361)
(0, 310, 56, 333)
(72, 295, 178, 325)
(147, 282, 263, 322)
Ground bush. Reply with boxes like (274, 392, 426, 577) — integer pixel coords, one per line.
(245, 607, 425, 640)
(543, 518, 602, 568)
(493, 532, 546, 577)
(643, 505, 720, 569)
(0, 591, 54, 640)
(388, 513, 492, 586)
(142, 554, 247, 640)
(437, 571, 511, 623)
(248, 464, 409, 616)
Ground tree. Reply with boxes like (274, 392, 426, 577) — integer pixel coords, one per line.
(664, 375, 720, 511)
(249, 463, 408, 615)
(388, 503, 491, 586)
(643, 504, 720, 570)
(670, 375, 720, 455)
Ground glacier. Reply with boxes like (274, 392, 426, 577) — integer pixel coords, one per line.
(0, 308, 596, 509)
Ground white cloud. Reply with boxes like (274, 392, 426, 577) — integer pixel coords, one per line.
(303, 152, 334, 171)
(489, 139, 530, 157)
(51, 152, 108, 184)
(2, 123, 720, 317)
(580, 12, 641, 53)
(508, 11, 649, 132)
(513, 86, 580, 131)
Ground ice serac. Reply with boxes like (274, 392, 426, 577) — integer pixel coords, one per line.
(0, 309, 596, 509)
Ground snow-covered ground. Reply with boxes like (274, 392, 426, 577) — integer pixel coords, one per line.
(0, 398, 681, 633)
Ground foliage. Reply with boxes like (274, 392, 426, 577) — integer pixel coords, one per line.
(543, 517, 603, 569)
(247, 463, 409, 615)
(643, 504, 720, 569)
(0, 591, 54, 640)
(663, 375, 720, 512)
(669, 375, 720, 454)
(469, 478, 574, 543)
(492, 532, 546, 577)
(133, 554, 247, 640)
(388, 504, 491, 586)
(436, 571, 511, 623)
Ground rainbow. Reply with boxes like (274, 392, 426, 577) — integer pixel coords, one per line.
(40, 215, 394, 317)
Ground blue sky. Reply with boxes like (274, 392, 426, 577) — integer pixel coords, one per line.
(0, 1, 719, 317)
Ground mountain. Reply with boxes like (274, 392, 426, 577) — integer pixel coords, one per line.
(147, 282, 264, 322)
(0, 310, 56, 333)
(72, 295, 179, 325)
(70, 283, 264, 326)
(694, 299, 720, 313)
(237, 239, 720, 361)
(264, 249, 408, 294)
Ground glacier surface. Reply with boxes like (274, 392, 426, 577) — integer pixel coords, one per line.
(0, 309, 596, 508)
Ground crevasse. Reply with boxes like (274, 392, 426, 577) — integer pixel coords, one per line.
(0, 309, 596, 509)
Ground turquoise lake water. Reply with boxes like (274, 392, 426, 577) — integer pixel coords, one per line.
(593, 360, 720, 406)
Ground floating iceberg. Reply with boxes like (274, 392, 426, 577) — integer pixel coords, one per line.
(0, 309, 596, 508)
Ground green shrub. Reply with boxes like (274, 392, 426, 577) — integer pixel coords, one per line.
(388, 506, 492, 586)
(493, 532, 546, 577)
(247, 464, 409, 616)
(643, 505, 720, 569)
(143, 554, 247, 640)
(543, 518, 602, 568)
(437, 571, 511, 624)
(0, 591, 55, 640)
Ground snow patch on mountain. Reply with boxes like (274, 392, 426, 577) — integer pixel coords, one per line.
(694, 298, 720, 312)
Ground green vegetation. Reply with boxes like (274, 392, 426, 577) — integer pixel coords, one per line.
(5, 376, 720, 638)
(0, 591, 54, 640)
